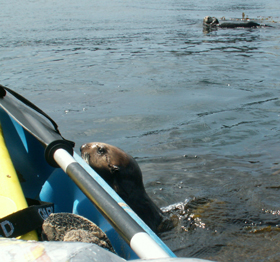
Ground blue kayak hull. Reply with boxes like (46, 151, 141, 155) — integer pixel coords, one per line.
(0, 107, 175, 260)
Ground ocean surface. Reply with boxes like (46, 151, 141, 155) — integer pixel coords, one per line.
(1, 0, 280, 261)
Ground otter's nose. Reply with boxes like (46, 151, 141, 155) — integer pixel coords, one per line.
(81, 152, 90, 164)
(80, 143, 90, 152)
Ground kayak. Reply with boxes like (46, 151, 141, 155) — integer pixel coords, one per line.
(0, 85, 213, 262)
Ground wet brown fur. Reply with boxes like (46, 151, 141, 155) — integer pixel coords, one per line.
(80, 142, 163, 233)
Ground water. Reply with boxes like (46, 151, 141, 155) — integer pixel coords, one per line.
(1, 0, 280, 260)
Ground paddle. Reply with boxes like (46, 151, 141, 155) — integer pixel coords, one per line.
(0, 85, 173, 259)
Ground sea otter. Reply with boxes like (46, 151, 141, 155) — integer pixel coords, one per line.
(80, 142, 166, 233)
(203, 16, 261, 30)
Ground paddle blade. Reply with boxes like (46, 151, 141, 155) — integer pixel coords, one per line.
(0, 85, 74, 166)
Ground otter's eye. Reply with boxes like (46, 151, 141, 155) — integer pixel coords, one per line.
(97, 146, 105, 155)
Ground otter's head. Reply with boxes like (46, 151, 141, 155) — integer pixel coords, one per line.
(80, 142, 145, 198)
(203, 16, 219, 26)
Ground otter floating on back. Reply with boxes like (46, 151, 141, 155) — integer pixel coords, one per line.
(203, 16, 262, 31)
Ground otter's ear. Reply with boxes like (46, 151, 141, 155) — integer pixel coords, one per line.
(109, 164, 120, 174)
